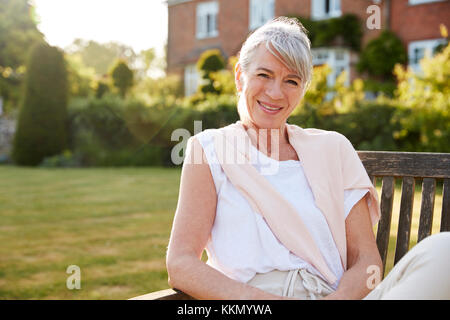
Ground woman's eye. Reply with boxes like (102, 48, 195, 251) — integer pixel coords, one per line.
(257, 73, 269, 78)
(287, 80, 299, 86)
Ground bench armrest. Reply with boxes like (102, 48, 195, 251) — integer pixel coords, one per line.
(129, 288, 194, 300)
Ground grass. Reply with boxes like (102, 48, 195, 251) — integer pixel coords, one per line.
(0, 165, 181, 300)
(0, 166, 444, 299)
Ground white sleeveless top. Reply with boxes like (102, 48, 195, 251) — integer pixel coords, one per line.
(196, 129, 369, 289)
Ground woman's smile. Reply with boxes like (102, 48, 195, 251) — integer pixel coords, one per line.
(257, 100, 283, 114)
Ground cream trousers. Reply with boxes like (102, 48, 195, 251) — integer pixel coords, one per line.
(247, 232, 450, 300)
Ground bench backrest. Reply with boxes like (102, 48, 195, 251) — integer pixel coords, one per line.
(358, 151, 450, 277)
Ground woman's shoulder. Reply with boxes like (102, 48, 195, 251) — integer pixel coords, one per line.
(193, 124, 236, 144)
(193, 127, 221, 145)
(288, 123, 351, 145)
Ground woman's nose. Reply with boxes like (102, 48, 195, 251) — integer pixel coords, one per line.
(265, 81, 284, 100)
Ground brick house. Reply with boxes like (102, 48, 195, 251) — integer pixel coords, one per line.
(166, 0, 449, 96)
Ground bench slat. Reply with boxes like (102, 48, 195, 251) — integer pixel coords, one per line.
(418, 178, 436, 242)
(394, 177, 415, 265)
(376, 176, 395, 276)
(441, 178, 450, 232)
(358, 151, 450, 178)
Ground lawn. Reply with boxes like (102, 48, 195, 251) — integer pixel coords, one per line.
(0, 165, 444, 299)
(0, 165, 181, 299)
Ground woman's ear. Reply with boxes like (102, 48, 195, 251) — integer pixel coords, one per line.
(235, 62, 243, 93)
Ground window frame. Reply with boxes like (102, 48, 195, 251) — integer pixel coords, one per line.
(184, 64, 199, 96)
(408, 0, 446, 6)
(249, 0, 275, 30)
(311, 47, 350, 87)
(196, 1, 219, 39)
(311, 0, 342, 21)
(408, 38, 447, 72)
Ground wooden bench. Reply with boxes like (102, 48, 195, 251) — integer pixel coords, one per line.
(130, 151, 450, 300)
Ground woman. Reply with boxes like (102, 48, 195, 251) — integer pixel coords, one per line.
(166, 17, 450, 300)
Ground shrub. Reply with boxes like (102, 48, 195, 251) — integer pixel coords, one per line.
(95, 80, 110, 98)
(357, 31, 407, 80)
(196, 49, 226, 94)
(12, 42, 69, 166)
(39, 149, 81, 168)
(110, 59, 134, 97)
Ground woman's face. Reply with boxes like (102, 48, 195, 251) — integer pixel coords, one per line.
(236, 44, 304, 129)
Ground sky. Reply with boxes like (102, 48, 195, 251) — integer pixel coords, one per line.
(32, 0, 168, 56)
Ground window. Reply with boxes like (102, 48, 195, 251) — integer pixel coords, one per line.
(408, 0, 446, 5)
(311, 48, 350, 86)
(184, 64, 199, 96)
(196, 1, 219, 39)
(408, 39, 446, 72)
(249, 0, 275, 30)
(311, 0, 341, 20)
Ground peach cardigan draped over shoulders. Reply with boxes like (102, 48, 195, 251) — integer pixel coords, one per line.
(209, 120, 381, 285)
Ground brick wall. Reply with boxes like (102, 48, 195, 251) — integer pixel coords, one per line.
(276, 0, 310, 17)
(167, 0, 449, 86)
(167, 0, 251, 74)
(390, 0, 450, 47)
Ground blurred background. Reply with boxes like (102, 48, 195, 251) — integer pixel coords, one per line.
(0, 0, 449, 299)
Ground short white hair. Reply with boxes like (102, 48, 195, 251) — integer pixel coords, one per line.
(238, 16, 313, 91)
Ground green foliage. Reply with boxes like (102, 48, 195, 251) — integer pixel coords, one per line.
(357, 31, 407, 80)
(38, 36, 449, 168)
(39, 149, 81, 168)
(363, 79, 396, 97)
(95, 80, 110, 99)
(12, 42, 69, 166)
(136, 47, 166, 79)
(293, 14, 363, 51)
(208, 56, 238, 96)
(65, 53, 96, 98)
(196, 49, 226, 94)
(67, 95, 166, 166)
(64, 92, 239, 167)
(66, 39, 137, 76)
(110, 59, 134, 97)
(0, 0, 45, 110)
(197, 49, 226, 75)
(391, 41, 450, 152)
(136, 74, 183, 99)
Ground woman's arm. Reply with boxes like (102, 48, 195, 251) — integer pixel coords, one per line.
(166, 136, 283, 300)
(322, 195, 383, 300)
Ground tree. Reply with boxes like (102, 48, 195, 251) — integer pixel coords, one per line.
(0, 0, 45, 111)
(12, 42, 69, 166)
(65, 39, 137, 76)
(196, 49, 226, 94)
(65, 53, 96, 98)
(110, 59, 134, 97)
(135, 47, 166, 80)
(357, 31, 407, 80)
